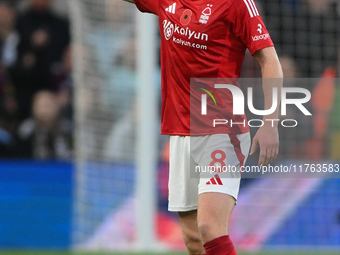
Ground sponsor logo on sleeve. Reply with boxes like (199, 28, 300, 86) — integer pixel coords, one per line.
(257, 24, 262, 34)
(252, 23, 270, 41)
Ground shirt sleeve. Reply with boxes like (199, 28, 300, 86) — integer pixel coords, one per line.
(227, 0, 274, 55)
(134, 0, 159, 15)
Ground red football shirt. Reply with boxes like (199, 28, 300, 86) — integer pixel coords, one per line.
(134, 0, 274, 135)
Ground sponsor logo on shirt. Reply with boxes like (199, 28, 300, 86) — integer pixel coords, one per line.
(163, 21, 174, 40)
(172, 36, 208, 50)
(162, 20, 209, 41)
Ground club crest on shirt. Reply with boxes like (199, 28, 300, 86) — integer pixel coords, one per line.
(199, 4, 213, 24)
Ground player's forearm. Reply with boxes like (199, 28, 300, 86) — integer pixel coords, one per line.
(261, 70, 283, 126)
(255, 47, 283, 127)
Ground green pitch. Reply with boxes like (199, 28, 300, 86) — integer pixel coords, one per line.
(1, 252, 340, 255)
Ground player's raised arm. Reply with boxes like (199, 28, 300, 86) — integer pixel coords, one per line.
(250, 46, 283, 166)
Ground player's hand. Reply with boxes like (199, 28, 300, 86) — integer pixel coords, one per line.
(250, 124, 279, 166)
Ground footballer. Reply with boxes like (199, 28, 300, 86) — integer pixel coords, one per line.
(122, 0, 283, 254)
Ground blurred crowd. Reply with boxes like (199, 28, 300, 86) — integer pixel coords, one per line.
(0, 0, 339, 161)
(0, 0, 72, 159)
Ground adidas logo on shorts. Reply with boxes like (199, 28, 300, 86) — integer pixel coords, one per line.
(206, 174, 223, 185)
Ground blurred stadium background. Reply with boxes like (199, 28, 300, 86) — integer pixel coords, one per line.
(0, 0, 339, 254)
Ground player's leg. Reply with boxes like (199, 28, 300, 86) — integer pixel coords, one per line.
(168, 136, 203, 254)
(197, 193, 237, 255)
(192, 133, 251, 255)
(178, 210, 205, 254)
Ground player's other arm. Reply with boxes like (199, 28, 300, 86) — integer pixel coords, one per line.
(250, 46, 283, 166)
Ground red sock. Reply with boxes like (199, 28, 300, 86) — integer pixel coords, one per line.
(204, 235, 237, 255)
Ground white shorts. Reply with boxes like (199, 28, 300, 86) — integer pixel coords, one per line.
(168, 133, 251, 212)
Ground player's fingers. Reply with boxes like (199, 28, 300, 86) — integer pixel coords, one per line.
(270, 144, 279, 164)
(275, 145, 279, 157)
(268, 147, 277, 165)
(258, 146, 269, 166)
(264, 147, 274, 166)
(273, 145, 279, 161)
(250, 137, 258, 155)
(265, 147, 272, 166)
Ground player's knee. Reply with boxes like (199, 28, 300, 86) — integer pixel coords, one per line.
(198, 218, 226, 242)
(197, 221, 214, 241)
(182, 229, 203, 254)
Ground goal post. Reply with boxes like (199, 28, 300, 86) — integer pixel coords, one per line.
(135, 10, 158, 251)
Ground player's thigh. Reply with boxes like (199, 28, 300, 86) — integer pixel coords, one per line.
(168, 135, 199, 212)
